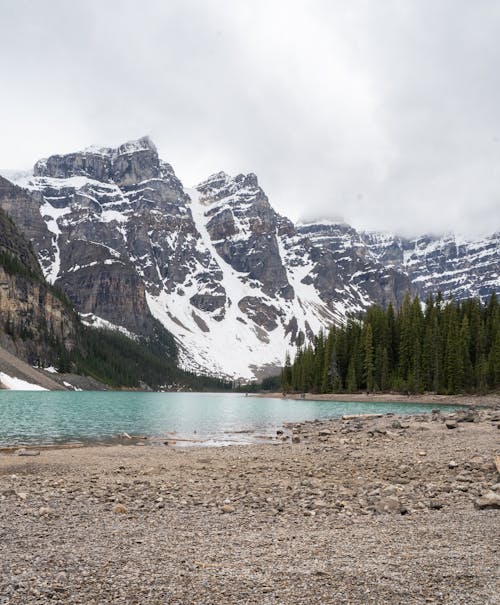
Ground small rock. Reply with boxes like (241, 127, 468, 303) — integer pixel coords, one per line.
(429, 499, 444, 510)
(418, 451, 427, 456)
(17, 449, 40, 456)
(448, 461, 458, 469)
(292, 436, 301, 444)
(474, 491, 500, 510)
(113, 503, 129, 514)
(311, 499, 329, 510)
(318, 429, 332, 436)
(445, 421, 457, 429)
(374, 496, 403, 514)
(38, 506, 53, 516)
(457, 411, 476, 423)
(17, 492, 28, 500)
(221, 504, 235, 513)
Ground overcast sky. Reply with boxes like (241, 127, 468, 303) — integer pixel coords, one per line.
(1, 0, 499, 235)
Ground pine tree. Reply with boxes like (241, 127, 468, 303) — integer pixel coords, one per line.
(488, 329, 500, 388)
(347, 357, 357, 392)
(397, 292, 413, 389)
(281, 352, 292, 391)
(363, 323, 375, 392)
(380, 347, 390, 391)
(444, 302, 461, 393)
(282, 293, 498, 395)
(459, 316, 473, 389)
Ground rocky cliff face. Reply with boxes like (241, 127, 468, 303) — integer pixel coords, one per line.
(15, 137, 193, 339)
(0, 184, 77, 365)
(2, 138, 499, 379)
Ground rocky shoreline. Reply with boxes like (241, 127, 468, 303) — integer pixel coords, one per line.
(259, 391, 500, 407)
(1, 407, 499, 604)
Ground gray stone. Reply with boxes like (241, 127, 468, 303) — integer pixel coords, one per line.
(374, 496, 403, 514)
(474, 491, 500, 510)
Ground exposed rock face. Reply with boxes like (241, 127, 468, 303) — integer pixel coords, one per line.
(1, 137, 498, 379)
(57, 261, 151, 333)
(0, 177, 53, 266)
(0, 198, 76, 365)
(33, 136, 159, 184)
(199, 172, 292, 300)
(238, 297, 281, 331)
(298, 223, 415, 309)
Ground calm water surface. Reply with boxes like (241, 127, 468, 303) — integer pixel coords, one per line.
(0, 391, 460, 447)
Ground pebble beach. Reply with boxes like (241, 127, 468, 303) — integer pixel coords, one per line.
(0, 406, 499, 604)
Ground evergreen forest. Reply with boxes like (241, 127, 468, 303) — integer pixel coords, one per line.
(281, 293, 500, 395)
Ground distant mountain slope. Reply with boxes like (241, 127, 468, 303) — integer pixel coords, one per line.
(361, 231, 500, 301)
(1, 137, 498, 379)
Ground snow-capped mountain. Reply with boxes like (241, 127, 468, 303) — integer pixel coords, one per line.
(1, 137, 498, 379)
(361, 231, 500, 301)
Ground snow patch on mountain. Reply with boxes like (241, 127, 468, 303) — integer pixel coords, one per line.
(80, 313, 138, 340)
(39, 201, 72, 283)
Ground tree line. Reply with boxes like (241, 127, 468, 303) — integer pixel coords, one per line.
(281, 292, 500, 395)
(68, 326, 233, 391)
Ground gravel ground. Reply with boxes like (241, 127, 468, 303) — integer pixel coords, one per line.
(0, 407, 499, 604)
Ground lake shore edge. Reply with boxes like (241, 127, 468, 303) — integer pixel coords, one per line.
(255, 391, 500, 406)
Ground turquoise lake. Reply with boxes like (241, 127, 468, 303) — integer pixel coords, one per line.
(0, 391, 461, 447)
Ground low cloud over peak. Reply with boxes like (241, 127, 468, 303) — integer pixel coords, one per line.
(1, 0, 499, 237)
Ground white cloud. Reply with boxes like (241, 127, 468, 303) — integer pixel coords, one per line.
(1, 0, 499, 235)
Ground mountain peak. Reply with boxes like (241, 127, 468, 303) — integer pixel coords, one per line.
(115, 136, 157, 156)
(33, 136, 160, 181)
(82, 136, 157, 157)
(196, 171, 261, 205)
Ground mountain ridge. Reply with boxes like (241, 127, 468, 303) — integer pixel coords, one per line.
(1, 137, 498, 379)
